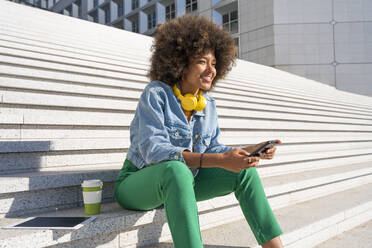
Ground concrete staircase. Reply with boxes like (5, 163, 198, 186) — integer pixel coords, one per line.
(1, 1, 372, 247)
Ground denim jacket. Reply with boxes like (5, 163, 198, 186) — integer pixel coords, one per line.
(126, 80, 234, 176)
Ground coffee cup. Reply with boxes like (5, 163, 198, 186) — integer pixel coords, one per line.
(81, 179, 103, 215)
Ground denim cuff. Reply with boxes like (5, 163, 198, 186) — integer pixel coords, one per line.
(169, 147, 188, 163)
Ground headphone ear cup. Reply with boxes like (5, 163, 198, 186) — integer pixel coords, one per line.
(181, 94, 198, 111)
(194, 95, 207, 112)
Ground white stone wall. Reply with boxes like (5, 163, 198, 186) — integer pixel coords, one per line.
(197, 0, 213, 19)
(333, 0, 372, 96)
(270, 0, 372, 96)
(240, 0, 275, 66)
(273, 0, 336, 87)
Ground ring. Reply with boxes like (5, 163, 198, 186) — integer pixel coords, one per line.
(248, 157, 251, 163)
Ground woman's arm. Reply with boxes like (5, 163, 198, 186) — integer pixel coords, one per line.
(183, 139, 282, 172)
(182, 148, 260, 173)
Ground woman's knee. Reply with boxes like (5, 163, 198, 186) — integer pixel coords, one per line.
(236, 167, 262, 190)
(160, 160, 195, 186)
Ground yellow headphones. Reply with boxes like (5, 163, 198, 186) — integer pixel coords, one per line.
(172, 84, 207, 112)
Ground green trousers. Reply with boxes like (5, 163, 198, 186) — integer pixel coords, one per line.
(114, 160, 282, 247)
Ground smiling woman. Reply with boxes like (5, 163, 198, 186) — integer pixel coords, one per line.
(148, 15, 236, 90)
(114, 15, 284, 248)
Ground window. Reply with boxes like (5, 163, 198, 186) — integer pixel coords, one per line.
(104, 6, 111, 23)
(35, 0, 41, 8)
(166, 2, 175, 20)
(118, 0, 124, 17)
(234, 37, 239, 57)
(113, 21, 124, 29)
(94, 0, 99, 8)
(75, 0, 82, 18)
(65, 4, 72, 16)
(132, 18, 139, 33)
(222, 10, 238, 34)
(186, 0, 197, 13)
(148, 11, 156, 29)
(90, 11, 98, 23)
(132, 0, 139, 10)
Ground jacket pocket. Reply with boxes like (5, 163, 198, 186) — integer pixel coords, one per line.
(192, 134, 211, 153)
(166, 125, 192, 148)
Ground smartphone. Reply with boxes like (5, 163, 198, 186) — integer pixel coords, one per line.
(248, 140, 280, 157)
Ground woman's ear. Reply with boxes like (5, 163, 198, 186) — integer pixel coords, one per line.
(181, 67, 188, 81)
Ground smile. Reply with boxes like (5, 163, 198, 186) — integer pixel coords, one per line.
(201, 76, 212, 83)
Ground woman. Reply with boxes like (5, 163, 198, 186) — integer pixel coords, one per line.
(114, 15, 283, 248)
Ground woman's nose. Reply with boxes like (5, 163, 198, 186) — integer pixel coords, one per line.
(206, 62, 215, 72)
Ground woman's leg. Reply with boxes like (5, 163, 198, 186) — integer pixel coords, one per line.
(115, 160, 203, 248)
(194, 166, 283, 246)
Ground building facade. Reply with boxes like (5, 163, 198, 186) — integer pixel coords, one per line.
(7, 0, 58, 9)
(7, 0, 372, 97)
(238, 0, 372, 97)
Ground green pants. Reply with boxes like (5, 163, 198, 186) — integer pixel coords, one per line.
(114, 160, 282, 247)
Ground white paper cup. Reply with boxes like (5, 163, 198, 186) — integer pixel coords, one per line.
(81, 179, 103, 215)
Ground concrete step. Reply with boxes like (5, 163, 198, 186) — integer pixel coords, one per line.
(0, 149, 125, 175)
(0, 168, 371, 247)
(3, 8, 372, 111)
(2, 137, 372, 175)
(2, 83, 371, 124)
(227, 69, 372, 107)
(0, 16, 152, 60)
(1, 160, 371, 218)
(0, 164, 120, 218)
(314, 219, 372, 248)
(151, 183, 372, 248)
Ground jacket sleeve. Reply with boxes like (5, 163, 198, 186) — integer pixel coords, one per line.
(137, 87, 187, 165)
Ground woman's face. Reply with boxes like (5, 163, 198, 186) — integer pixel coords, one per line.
(181, 51, 217, 95)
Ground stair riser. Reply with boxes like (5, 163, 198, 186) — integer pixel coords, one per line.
(269, 174, 372, 209)
(259, 154, 372, 177)
(0, 170, 118, 194)
(284, 205, 372, 248)
(0, 183, 114, 218)
(0, 151, 123, 175)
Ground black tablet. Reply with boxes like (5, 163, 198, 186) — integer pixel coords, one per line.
(3, 216, 96, 230)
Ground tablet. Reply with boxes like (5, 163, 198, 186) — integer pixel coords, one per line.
(3, 216, 96, 230)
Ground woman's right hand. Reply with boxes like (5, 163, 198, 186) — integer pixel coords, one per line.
(221, 148, 260, 173)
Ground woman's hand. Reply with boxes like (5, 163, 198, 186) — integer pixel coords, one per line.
(258, 139, 281, 160)
(221, 148, 260, 173)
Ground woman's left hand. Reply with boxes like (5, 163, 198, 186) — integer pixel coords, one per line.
(260, 139, 281, 160)
(260, 146, 276, 159)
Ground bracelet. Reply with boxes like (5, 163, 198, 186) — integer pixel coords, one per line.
(199, 153, 204, 168)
